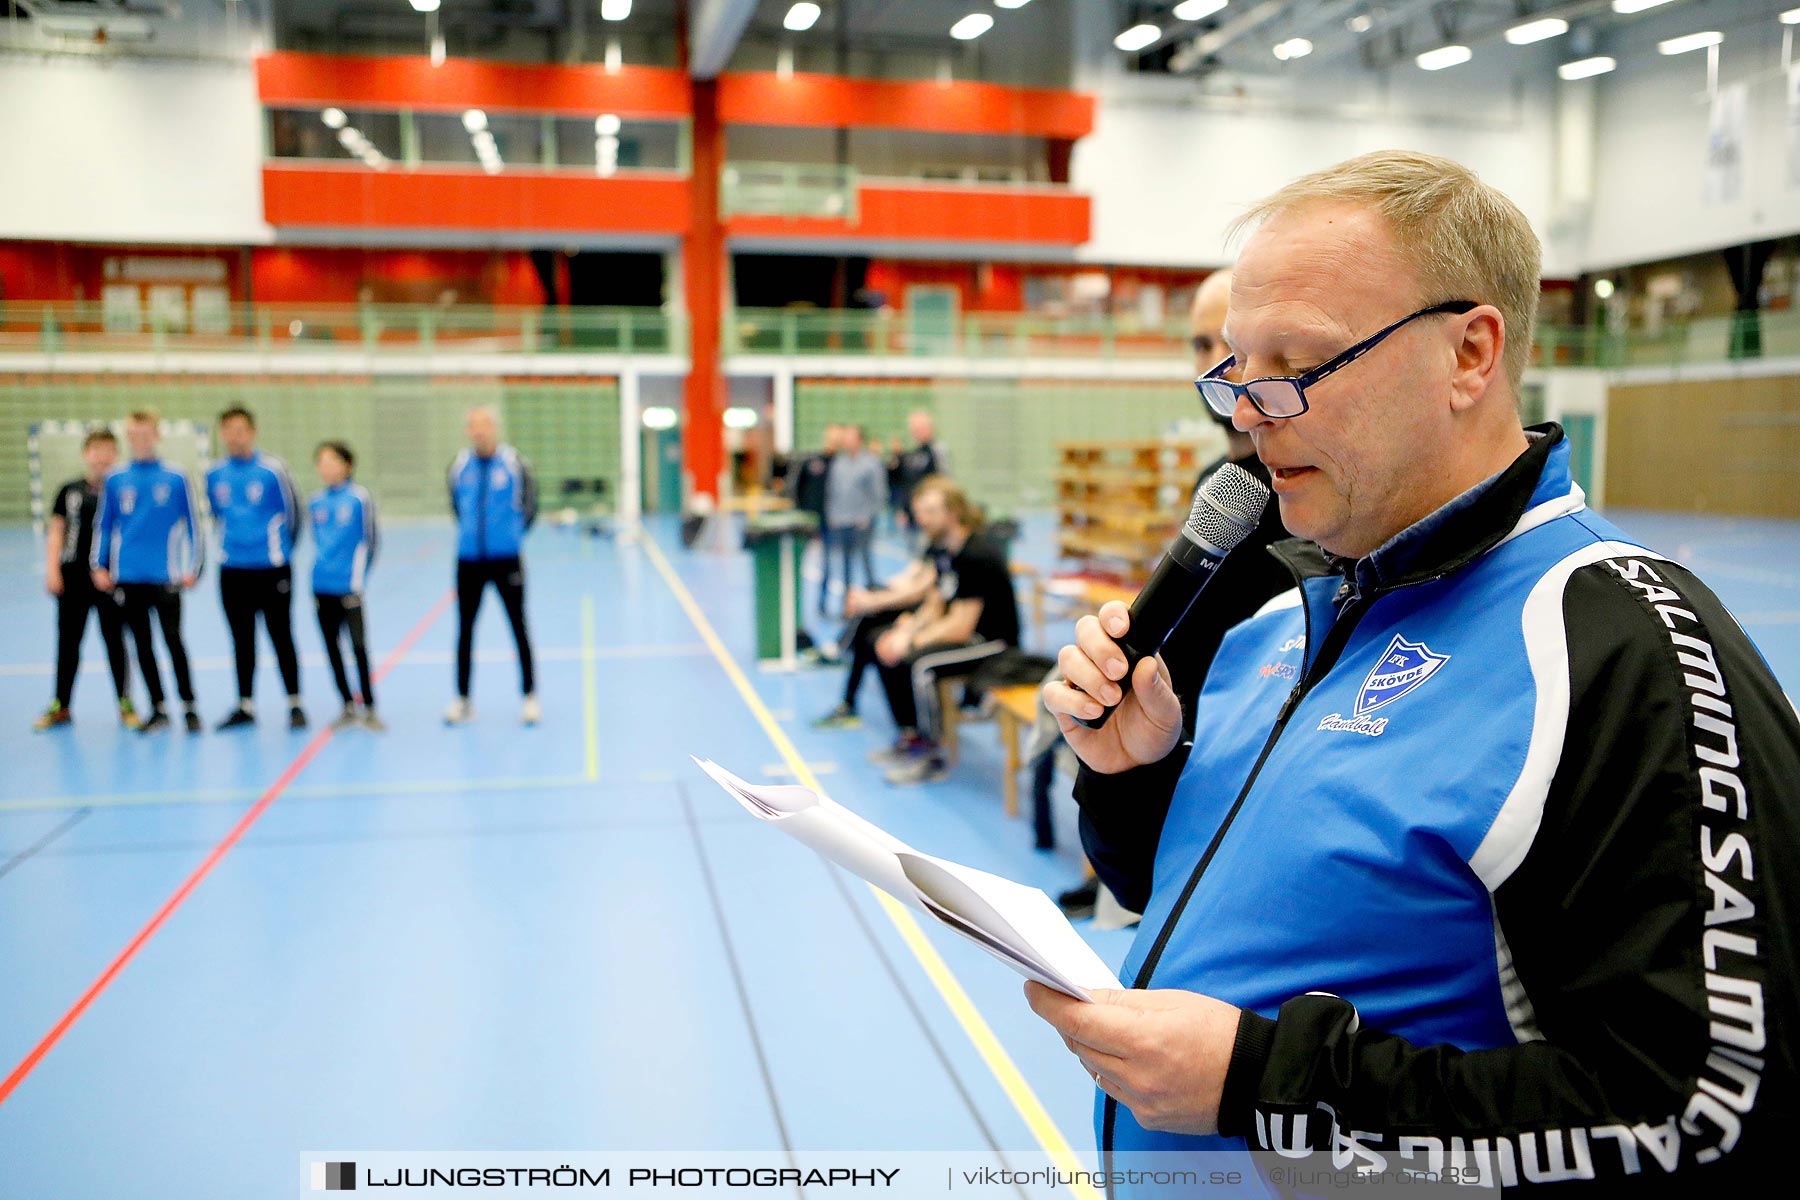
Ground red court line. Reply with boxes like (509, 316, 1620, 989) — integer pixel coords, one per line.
(0, 588, 455, 1109)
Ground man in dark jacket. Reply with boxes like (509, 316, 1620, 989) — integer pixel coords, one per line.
(1034, 150, 1797, 1194)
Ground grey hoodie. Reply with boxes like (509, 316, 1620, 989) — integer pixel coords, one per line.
(825, 450, 886, 529)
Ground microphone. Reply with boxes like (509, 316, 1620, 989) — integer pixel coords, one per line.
(1071, 462, 1272, 730)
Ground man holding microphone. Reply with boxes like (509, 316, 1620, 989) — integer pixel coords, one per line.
(1034, 151, 1796, 1190)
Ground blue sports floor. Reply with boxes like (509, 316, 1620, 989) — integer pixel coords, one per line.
(0, 509, 1796, 1198)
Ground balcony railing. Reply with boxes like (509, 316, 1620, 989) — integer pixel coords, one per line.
(721, 162, 859, 220)
(1, 301, 1796, 370)
(0, 303, 686, 357)
(726, 307, 1186, 358)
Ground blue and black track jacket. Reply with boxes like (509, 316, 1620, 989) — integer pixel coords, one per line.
(448, 445, 537, 562)
(1075, 426, 1798, 1192)
(206, 451, 302, 569)
(91, 459, 204, 586)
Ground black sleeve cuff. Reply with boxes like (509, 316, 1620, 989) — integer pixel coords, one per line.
(1216, 1008, 1277, 1139)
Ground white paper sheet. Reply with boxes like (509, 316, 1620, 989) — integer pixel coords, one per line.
(691, 757, 1122, 1000)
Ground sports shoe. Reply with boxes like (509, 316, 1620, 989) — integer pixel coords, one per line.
(184, 709, 204, 735)
(443, 698, 474, 725)
(521, 695, 542, 726)
(215, 707, 256, 732)
(884, 753, 948, 787)
(288, 706, 309, 731)
(118, 698, 141, 731)
(33, 703, 71, 732)
(331, 705, 363, 730)
(810, 704, 861, 730)
(1056, 880, 1099, 921)
(361, 710, 388, 733)
(867, 734, 928, 767)
(139, 711, 171, 734)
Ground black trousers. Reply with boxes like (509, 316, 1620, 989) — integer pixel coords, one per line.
(840, 609, 902, 709)
(876, 638, 1006, 741)
(316, 593, 374, 708)
(118, 583, 195, 709)
(54, 581, 131, 709)
(456, 557, 535, 698)
(220, 566, 301, 704)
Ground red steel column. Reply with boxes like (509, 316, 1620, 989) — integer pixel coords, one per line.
(682, 78, 725, 502)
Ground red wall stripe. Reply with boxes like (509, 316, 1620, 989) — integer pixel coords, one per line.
(728, 185, 1090, 246)
(261, 165, 692, 235)
(717, 72, 1094, 139)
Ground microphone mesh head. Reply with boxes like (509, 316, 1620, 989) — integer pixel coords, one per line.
(1184, 462, 1272, 552)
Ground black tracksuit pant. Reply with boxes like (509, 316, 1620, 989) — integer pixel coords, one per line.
(316, 593, 375, 709)
(118, 583, 195, 710)
(54, 580, 131, 709)
(840, 609, 902, 709)
(455, 557, 535, 698)
(220, 566, 301, 705)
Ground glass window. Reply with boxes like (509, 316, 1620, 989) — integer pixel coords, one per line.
(415, 111, 544, 170)
(554, 117, 683, 173)
(268, 107, 403, 164)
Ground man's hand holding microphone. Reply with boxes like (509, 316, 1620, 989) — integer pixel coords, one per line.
(1042, 603, 1183, 775)
(1041, 462, 1270, 776)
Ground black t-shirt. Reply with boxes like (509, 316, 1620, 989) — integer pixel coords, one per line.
(935, 531, 1019, 647)
(52, 478, 103, 580)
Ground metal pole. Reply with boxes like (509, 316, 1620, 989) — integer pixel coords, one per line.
(618, 365, 644, 543)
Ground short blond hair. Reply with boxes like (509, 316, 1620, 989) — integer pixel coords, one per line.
(128, 408, 159, 426)
(1232, 150, 1541, 390)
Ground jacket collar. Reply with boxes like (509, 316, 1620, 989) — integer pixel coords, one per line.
(1271, 422, 1572, 596)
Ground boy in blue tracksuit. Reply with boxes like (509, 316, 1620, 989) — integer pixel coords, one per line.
(444, 406, 539, 726)
(206, 406, 307, 731)
(91, 410, 204, 735)
(309, 441, 383, 732)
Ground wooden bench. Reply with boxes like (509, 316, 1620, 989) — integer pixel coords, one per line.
(992, 684, 1043, 820)
(934, 679, 1042, 820)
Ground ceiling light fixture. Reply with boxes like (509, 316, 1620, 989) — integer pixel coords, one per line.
(1505, 17, 1568, 45)
(600, 0, 631, 21)
(1272, 37, 1313, 60)
(996, 0, 1034, 9)
(1114, 23, 1160, 52)
(1558, 55, 1617, 80)
(1658, 30, 1723, 55)
(1612, 0, 1676, 13)
(1347, 13, 1373, 34)
(1173, 0, 1227, 19)
(950, 13, 994, 40)
(408, 0, 439, 12)
(1782, 8, 1800, 25)
(1416, 44, 1472, 70)
(783, 3, 820, 31)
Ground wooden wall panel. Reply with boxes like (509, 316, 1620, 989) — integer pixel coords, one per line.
(1605, 375, 1800, 516)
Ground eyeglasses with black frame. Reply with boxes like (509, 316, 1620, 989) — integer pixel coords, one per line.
(1195, 300, 1479, 421)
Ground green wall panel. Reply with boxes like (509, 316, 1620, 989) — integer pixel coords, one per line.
(0, 376, 620, 521)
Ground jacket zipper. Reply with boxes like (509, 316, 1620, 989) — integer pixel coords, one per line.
(474, 459, 489, 560)
(1101, 567, 1380, 1174)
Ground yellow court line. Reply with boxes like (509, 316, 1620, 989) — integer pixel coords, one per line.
(638, 534, 1100, 1199)
(582, 594, 600, 781)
